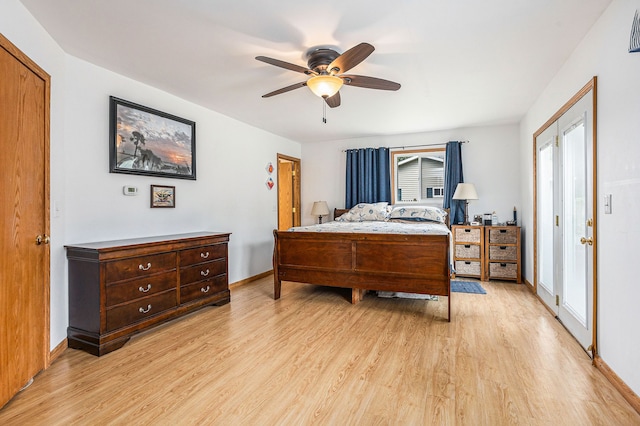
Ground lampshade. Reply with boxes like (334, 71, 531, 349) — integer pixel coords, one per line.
(311, 201, 330, 216)
(306, 75, 343, 98)
(452, 183, 478, 200)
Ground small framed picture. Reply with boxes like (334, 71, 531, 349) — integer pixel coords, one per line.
(150, 184, 175, 208)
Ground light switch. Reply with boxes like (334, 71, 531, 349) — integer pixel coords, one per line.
(604, 194, 612, 214)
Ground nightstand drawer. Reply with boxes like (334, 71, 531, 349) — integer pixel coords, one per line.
(488, 262, 518, 279)
(454, 228, 481, 243)
(488, 245, 517, 261)
(455, 260, 481, 276)
(455, 244, 480, 259)
(488, 228, 518, 244)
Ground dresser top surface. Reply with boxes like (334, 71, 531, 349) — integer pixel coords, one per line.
(65, 231, 230, 251)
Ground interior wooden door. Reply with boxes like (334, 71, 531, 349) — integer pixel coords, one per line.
(0, 34, 50, 408)
(277, 155, 301, 230)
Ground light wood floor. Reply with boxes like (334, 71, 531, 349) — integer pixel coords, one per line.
(1, 277, 638, 425)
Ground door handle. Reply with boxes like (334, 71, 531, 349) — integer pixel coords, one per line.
(580, 237, 593, 246)
(35, 234, 50, 245)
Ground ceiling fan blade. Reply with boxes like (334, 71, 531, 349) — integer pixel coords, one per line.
(327, 43, 374, 74)
(325, 92, 341, 108)
(262, 82, 307, 98)
(255, 56, 315, 75)
(341, 75, 401, 91)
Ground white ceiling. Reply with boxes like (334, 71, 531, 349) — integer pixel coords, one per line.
(20, 0, 612, 143)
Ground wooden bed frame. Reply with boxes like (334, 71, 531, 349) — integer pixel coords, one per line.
(273, 209, 452, 320)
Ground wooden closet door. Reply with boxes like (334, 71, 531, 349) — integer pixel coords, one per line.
(0, 34, 50, 409)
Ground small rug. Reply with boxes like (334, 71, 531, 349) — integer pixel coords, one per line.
(451, 280, 486, 294)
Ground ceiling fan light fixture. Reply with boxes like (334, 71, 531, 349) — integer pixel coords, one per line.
(307, 75, 343, 98)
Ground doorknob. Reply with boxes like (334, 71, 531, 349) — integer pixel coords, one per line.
(35, 234, 50, 245)
(580, 237, 593, 246)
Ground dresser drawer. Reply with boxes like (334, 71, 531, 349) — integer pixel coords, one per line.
(105, 271, 177, 307)
(180, 244, 226, 267)
(488, 228, 518, 244)
(454, 228, 481, 243)
(488, 262, 518, 279)
(488, 245, 517, 261)
(180, 275, 228, 304)
(455, 260, 481, 276)
(105, 252, 176, 283)
(106, 290, 177, 332)
(455, 244, 480, 259)
(180, 259, 226, 285)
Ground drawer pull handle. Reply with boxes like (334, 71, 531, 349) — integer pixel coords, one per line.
(500, 229, 507, 233)
(500, 263, 507, 267)
(201, 269, 210, 277)
(139, 263, 152, 271)
(201, 285, 210, 293)
(465, 261, 471, 265)
(139, 304, 152, 314)
(464, 229, 471, 233)
(500, 246, 507, 250)
(464, 245, 471, 248)
(139, 284, 152, 293)
(200, 251, 210, 259)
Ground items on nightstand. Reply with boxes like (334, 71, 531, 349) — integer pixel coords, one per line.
(483, 213, 492, 226)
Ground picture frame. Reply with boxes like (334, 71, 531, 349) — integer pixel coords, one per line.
(150, 184, 175, 208)
(109, 96, 196, 180)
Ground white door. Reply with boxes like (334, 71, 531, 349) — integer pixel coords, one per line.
(535, 85, 595, 354)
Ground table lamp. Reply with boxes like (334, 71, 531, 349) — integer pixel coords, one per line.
(452, 183, 478, 225)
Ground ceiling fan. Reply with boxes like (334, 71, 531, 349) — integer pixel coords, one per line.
(255, 42, 401, 109)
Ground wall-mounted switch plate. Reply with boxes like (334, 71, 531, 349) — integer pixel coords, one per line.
(604, 194, 612, 214)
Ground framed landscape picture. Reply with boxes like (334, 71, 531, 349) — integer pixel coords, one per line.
(109, 96, 196, 180)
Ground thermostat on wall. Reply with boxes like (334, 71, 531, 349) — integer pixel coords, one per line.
(123, 185, 138, 196)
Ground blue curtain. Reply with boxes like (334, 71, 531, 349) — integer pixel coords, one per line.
(345, 147, 391, 208)
(443, 141, 465, 225)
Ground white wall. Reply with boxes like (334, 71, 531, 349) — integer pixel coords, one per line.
(1, 0, 301, 350)
(519, 0, 640, 396)
(301, 124, 521, 226)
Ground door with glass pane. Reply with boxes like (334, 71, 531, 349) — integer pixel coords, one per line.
(534, 82, 596, 354)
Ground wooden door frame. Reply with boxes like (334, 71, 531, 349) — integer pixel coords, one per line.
(532, 76, 597, 357)
(277, 154, 301, 228)
(0, 33, 51, 367)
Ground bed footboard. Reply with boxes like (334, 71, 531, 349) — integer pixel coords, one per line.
(273, 229, 451, 320)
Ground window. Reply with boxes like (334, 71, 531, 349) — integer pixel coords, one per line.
(391, 148, 445, 205)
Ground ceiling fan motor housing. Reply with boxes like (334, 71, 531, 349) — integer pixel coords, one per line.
(307, 49, 341, 74)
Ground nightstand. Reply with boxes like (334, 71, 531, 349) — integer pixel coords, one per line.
(452, 225, 485, 281)
(485, 226, 521, 283)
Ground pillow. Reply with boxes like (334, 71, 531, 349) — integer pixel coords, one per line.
(388, 206, 447, 224)
(337, 202, 390, 222)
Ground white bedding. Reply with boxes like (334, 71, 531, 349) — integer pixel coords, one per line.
(288, 219, 451, 235)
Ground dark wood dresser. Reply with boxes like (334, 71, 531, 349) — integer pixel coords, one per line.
(66, 232, 230, 356)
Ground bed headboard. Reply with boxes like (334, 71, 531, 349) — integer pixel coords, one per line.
(334, 208, 350, 220)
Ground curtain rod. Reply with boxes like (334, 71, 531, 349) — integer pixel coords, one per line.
(342, 140, 468, 152)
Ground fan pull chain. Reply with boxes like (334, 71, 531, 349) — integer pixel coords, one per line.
(322, 99, 327, 124)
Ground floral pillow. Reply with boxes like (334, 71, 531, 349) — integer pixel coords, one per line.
(388, 206, 448, 224)
(337, 202, 390, 222)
